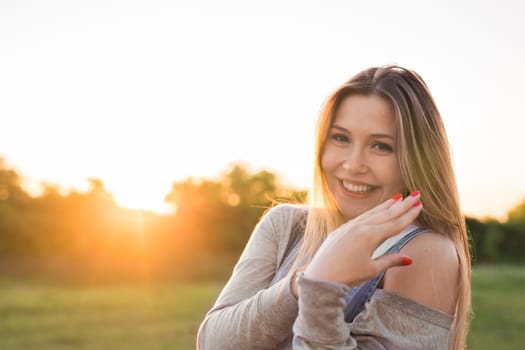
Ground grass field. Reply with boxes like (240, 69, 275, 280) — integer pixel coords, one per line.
(0, 281, 222, 350)
(0, 265, 524, 350)
(467, 265, 525, 350)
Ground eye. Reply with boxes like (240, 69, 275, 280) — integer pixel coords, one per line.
(371, 142, 394, 152)
(330, 133, 349, 143)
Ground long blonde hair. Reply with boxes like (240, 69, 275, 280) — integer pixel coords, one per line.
(297, 65, 471, 349)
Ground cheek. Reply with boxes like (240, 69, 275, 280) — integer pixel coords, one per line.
(320, 145, 340, 172)
(320, 149, 331, 173)
(384, 162, 404, 189)
(375, 158, 399, 178)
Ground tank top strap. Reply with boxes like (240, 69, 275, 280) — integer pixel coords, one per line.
(343, 227, 430, 322)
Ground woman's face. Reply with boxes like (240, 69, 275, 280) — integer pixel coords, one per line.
(321, 94, 406, 221)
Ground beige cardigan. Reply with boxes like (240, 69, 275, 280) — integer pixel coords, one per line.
(197, 204, 454, 349)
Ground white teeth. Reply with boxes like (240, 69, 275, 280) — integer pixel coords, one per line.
(342, 181, 374, 193)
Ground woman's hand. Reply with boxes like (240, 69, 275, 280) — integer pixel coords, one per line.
(303, 191, 422, 287)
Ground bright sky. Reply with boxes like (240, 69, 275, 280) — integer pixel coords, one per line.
(1, 0, 524, 218)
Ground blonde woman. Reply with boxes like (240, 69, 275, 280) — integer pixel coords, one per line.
(197, 66, 471, 350)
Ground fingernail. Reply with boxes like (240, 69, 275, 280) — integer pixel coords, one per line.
(413, 201, 422, 207)
(410, 190, 420, 197)
(400, 256, 413, 266)
(391, 193, 403, 202)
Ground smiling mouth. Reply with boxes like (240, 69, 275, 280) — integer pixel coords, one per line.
(341, 180, 378, 194)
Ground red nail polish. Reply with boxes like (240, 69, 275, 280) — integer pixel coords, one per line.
(413, 201, 422, 207)
(400, 257, 413, 266)
(391, 193, 403, 201)
(410, 190, 420, 197)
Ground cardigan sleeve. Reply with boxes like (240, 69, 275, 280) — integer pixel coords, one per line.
(196, 204, 301, 350)
(293, 274, 454, 350)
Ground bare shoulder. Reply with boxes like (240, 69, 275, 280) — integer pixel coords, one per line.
(382, 231, 459, 315)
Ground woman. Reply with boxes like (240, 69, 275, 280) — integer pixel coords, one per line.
(197, 66, 471, 349)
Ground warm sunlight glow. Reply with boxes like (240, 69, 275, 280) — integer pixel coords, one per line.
(20, 170, 177, 215)
(113, 193, 175, 214)
(111, 188, 175, 215)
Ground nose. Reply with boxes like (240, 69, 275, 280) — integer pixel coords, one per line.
(341, 148, 367, 173)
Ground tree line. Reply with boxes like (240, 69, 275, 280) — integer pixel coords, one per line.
(0, 158, 524, 283)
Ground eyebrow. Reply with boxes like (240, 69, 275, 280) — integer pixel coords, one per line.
(331, 124, 394, 139)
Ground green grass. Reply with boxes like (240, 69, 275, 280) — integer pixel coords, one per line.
(467, 265, 525, 350)
(0, 281, 222, 350)
(0, 265, 523, 350)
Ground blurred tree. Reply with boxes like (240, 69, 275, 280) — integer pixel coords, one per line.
(0, 157, 30, 206)
(499, 196, 525, 263)
(165, 163, 307, 257)
(465, 216, 484, 264)
(0, 158, 32, 258)
(481, 221, 504, 261)
(507, 197, 525, 222)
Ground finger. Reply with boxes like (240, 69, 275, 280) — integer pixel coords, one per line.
(357, 192, 406, 220)
(383, 190, 421, 221)
(373, 253, 413, 274)
(370, 201, 423, 245)
(340, 198, 394, 230)
(363, 191, 420, 227)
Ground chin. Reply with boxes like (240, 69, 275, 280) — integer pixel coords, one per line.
(339, 205, 369, 221)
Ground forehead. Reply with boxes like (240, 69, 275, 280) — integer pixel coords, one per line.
(333, 94, 395, 134)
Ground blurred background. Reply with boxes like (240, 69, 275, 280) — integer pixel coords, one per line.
(1, 0, 524, 349)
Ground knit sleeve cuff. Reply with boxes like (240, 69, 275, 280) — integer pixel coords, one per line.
(256, 272, 299, 337)
(293, 273, 352, 343)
